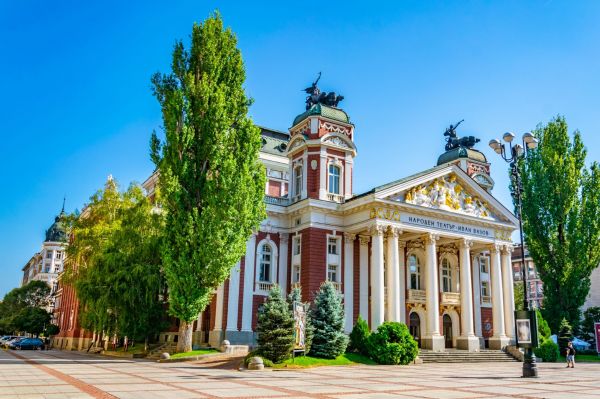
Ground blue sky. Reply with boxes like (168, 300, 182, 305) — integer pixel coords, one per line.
(2, 1, 600, 297)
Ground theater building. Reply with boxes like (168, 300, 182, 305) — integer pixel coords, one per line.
(147, 90, 519, 352)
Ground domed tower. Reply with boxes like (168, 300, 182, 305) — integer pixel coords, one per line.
(45, 207, 67, 243)
(437, 120, 494, 192)
(287, 75, 357, 203)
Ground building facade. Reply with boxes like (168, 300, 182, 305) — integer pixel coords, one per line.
(511, 244, 544, 309)
(145, 98, 519, 352)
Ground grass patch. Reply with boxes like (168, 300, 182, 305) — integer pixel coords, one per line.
(273, 352, 377, 368)
(170, 349, 218, 359)
(559, 354, 600, 363)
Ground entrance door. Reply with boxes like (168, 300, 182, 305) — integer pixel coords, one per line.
(409, 313, 421, 348)
(202, 306, 211, 344)
(443, 314, 453, 348)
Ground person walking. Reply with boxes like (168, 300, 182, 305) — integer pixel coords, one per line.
(565, 341, 576, 368)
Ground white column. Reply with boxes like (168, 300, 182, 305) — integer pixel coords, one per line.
(501, 245, 515, 340)
(278, 234, 289, 296)
(241, 234, 256, 332)
(226, 262, 240, 332)
(424, 233, 444, 350)
(385, 227, 401, 322)
(457, 239, 479, 351)
(370, 225, 385, 330)
(344, 156, 353, 199)
(213, 283, 225, 331)
(489, 245, 509, 349)
(196, 312, 203, 332)
(343, 233, 356, 332)
(358, 235, 370, 321)
(472, 255, 483, 338)
(319, 150, 327, 200)
(398, 241, 406, 323)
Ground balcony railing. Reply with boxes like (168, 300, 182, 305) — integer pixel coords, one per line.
(481, 295, 491, 304)
(407, 289, 426, 303)
(256, 281, 273, 292)
(291, 282, 301, 290)
(264, 195, 289, 206)
(441, 292, 460, 305)
(331, 281, 342, 292)
(326, 193, 344, 203)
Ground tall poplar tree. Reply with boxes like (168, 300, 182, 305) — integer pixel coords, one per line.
(519, 116, 600, 332)
(150, 13, 266, 352)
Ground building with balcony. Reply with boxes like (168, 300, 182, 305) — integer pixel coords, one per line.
(144, 86, 519, 352)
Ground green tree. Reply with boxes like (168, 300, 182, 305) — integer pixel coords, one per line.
(348, 316, 370, 355)
(150, 12, 266, 352)
(44, 323, 60, 336)
(536, 310, 551, 342)
(0, 281, 51, 334)
(309, 282, 348, 359)
(557, 318, 573, 353)
(580, 306, 600, 342)
(66, 178, 166, 342)
(513, 281, 524, 311)
(13, 307, 51, 337)
(287, 286, 314, 352)
(519, 116, 600, 332)
(256, 285, 295, 363)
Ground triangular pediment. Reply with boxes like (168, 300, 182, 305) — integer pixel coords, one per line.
(376, 165, 517, 225)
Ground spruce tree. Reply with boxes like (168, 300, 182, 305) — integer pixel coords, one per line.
(309, 282, 348, 359)
(557, 318, 573, 353)
(287, 286, 314, 352)
(349, 316, 370, 355)
(256, 285, 295, 363)
(150, 12, 266, 352)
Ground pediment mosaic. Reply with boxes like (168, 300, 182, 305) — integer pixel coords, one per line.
(387, 174, 498, 221)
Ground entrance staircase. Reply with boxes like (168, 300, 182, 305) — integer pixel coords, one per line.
(146, 342, 178, 360)
(418, 349, 519, 363)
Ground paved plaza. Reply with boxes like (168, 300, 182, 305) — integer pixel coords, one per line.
(0, 350, 599, 399)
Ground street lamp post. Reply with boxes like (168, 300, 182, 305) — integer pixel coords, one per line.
(489, 132, 539, 378)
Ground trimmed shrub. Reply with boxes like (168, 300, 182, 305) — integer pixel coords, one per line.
(534, 338, 559, 362)
(348, 316, 370, 355)
(243, 351, 274, 368)
(309, 282, 348, 359)
(256, 285, 295, 363)
(366, 322, 418, 365)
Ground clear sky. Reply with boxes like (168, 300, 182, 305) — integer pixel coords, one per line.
(2, 0, 600, 297)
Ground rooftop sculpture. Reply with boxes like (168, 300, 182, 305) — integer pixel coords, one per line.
(303, 72, 344, 110)
(443, 119, 480, 151)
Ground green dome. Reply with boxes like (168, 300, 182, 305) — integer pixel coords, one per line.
(45, 211, 67, 242)
(292, 103, 350, 127)
(437, 147, 487, 165)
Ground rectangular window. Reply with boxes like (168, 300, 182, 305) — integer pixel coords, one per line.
(328, 237, 338, 255)
(479, 257, 489, 274)
(293, 236, 301, 256)
(327, 264, 338, 283)
(481, 281, 490, 301)
(294, 166, 302, 197)
(46, 250, 53, 259)
(292, 265, 301, 283)
(44, 263, 50, 273)
(328, 164, 340, 194)
(55, 251, 62, 260)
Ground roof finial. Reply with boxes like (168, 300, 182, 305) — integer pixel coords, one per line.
(61, 196, 66, 213)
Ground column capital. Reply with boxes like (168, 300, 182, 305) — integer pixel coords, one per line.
(386, 226, 402, 238)
(369, 224, 386, 237)
(490, 244, 502, 254)
(359, 235, 371, 246)
(279, 232, 289, 244)
(344, 232, 357, 242)
(424, 233, 439, 245)
(398, 240, 407, 249)
(501, 244, 514, 255)
(460, 239, 473, 249)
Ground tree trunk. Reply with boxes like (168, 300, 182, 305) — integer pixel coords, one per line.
(176, 320, 193, 353)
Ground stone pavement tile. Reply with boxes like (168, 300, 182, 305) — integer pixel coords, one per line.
(335, 382, 423, 392)
(244, 378, 324, 387)
(95, 383, 173, 392)
(172, 381, 250, 390)
(331, 393, 422, 399)
(111, 391, 206, 399)
(526, 392, 600, 399)
(461, 385, 552, 396)
(285, 384, 367, 394)
(197, 387, 285, 397)
(409, 389, 489, 399)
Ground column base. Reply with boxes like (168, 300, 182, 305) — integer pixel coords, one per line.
(489, 336, 511, 350)
(208, 330, 224, 349)
(224, 330, 256, 346)
(422, 335, 445, 351)
(456, 336, 481, 351)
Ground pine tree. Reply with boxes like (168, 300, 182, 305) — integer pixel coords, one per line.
(348, 316, 370, 355)
(287, 286, 314, 352)
(256, 285, 295, 363)
(309, 282, 348, 359)
(557, 318, 573, 353)
(519, 116, 600, 332)
(150, 12, 266, 352)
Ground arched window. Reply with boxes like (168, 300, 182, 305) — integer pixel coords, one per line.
(408, 254, 421, 290)
(258, 244, 272, 282)
(441, 258, 452, 292)
(294, 165, 303, 197)
(328, 164, 340, 194)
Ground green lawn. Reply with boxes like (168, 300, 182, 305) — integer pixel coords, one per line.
(559, 354, 600, 363)
(273, 353, 377, 368)
(170, 349, 218, 359)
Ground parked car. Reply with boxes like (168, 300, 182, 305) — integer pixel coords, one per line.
(1, 336, 24, 348)
(0, 336, 19, 346)
(9, 338, 44, 350)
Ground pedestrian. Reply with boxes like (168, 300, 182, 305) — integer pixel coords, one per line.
(565, 341, 576, 368)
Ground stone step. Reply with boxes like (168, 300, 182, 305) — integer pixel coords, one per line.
(418, 350, 518, 363)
